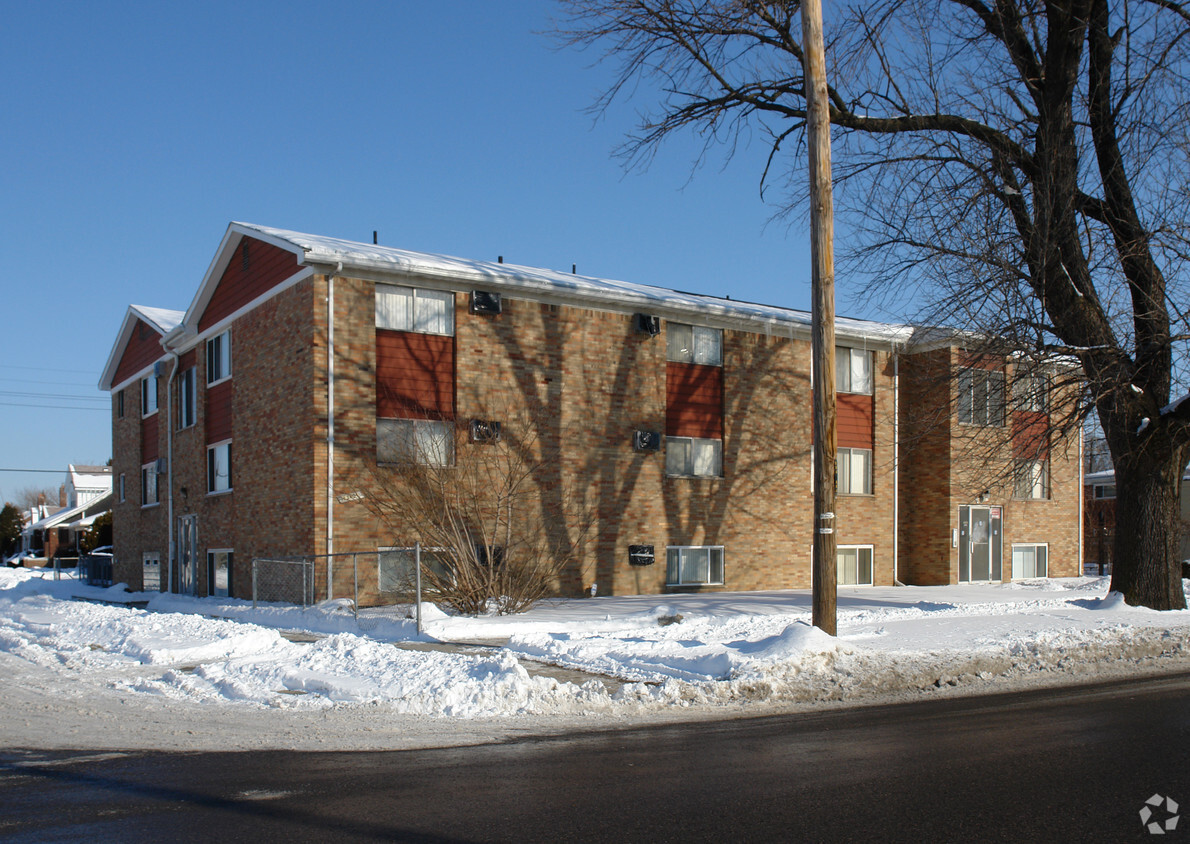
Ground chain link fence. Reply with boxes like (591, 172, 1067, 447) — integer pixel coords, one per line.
(251, 549, 435, 631)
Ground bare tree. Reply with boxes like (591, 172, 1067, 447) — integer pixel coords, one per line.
(556, 0, 1190, 609)
(362, 410, 595, 615)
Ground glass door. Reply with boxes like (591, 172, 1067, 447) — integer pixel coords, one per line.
(959, 506, 1002, 581)
(176, 514, 198, 595)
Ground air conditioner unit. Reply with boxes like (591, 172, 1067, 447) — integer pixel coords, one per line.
(471, 291, 502, 315)
(634, 314, 661, 336)
(633, 430, 661, 452)
(155, 458, 168, 474)
(153, 361, 166, 377)
(628, 545, 655, 567)
(470, 419, 502, 443)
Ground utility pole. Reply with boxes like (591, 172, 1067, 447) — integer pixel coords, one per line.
(802, 0, 837, 635)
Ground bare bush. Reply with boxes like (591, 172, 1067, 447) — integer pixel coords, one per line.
(362, 410, 594, 615)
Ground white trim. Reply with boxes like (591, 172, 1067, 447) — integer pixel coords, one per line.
(1010, 542, 1049, 579)
(664, 545, 726, 586)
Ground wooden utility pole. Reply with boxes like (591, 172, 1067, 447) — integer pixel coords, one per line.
(802, 0, 837, 636)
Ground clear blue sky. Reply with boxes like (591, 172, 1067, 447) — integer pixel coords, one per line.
(0, 0, 876, 503)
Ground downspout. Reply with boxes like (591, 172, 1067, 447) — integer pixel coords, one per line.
(892, 347, 899, 585)
(165, 348, 180, 594)
(326, 264, 341, 599)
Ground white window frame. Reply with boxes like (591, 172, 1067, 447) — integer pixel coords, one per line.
(1011, 543, 1049, 579)
(837, 545, 874, 586)
(377, 418, 454, 466)
(206, 330, 232, 385)
(665, 546, 725, 586)
(207, 440, 232, 494)
(1013, 458, 1049, 500)
(141, 462, 159, 507)
(178, 367, 197, 429)
(1013, 371, 1048, 413)
(141, 374, 158, 417)
(957, 368, 1005, 427)
(837, 447, 873, 495)
(666, 323, 722, 366)
(375, 284, 455, 336)
(665, 436, 723, 478)
(836, 347, 873, 394)
(207, 549, 233, 598)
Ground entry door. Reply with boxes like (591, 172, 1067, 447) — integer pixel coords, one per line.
(959, 506, 1003, 582)
(176, 515, 198, 595)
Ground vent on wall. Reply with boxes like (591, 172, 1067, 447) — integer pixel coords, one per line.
(629, 545, 655, 566)
(471, 291, 502, 315)
(633, 430, 661, 452)
(634, 314, 660, 336)
(470, 419, 502, 443)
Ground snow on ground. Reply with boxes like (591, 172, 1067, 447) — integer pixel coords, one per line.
(1, 566, 1189, 751)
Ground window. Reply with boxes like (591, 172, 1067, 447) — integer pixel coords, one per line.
(178, 367, 196, 428)
(377, 418, 453, 465)
(957, 367, 1005, 426)
(836, 347, 873, 394)
(666, 436, 722, 478)
(207, 441, 232, 493)
(378, 547, 453, 593)
(207, 550, 233, 598)
(118, 473, 125, 503)
(375, 284, 454, 335)
(141, 463, 158, 507)
(117, 389, 125, 418)
(1011, 544, 1048, 579)
(206, 330, 231, 384)
(1093, 484, 1116, 499)
(665, 546, 725, 586)
(1014, 459, 1048, 499)
(837, 546, 874, 585)
(667, 323, 722, 366)
(837, 447, 873, 495)
(142, 552, 161, 592)
(141, 375, 158, 417)
(1013, 371, 1048, 412)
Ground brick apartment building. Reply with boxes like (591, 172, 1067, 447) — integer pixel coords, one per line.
(98, 223, 1083, 602)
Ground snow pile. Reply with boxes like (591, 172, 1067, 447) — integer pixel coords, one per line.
(2, 568, 1189, 724)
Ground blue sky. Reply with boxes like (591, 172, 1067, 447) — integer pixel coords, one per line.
(0, 0, 875, 503)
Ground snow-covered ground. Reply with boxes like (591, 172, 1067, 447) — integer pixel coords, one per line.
(2, 566, 1189, 751)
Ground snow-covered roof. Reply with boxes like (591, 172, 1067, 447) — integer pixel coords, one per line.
(131, 305, 184, 334)
(69, 464, 112, 485)
(24, 491, 113, 534)
(226, 222, 914, 345)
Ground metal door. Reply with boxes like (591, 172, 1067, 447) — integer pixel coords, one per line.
(176, 515, 198, 595)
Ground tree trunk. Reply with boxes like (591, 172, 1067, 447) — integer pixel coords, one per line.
(1109, 449, 1187, 610)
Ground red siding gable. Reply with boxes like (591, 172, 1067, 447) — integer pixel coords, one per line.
(198, 237, 301, 331)
(376, 329, 455, 419)
(838, 393, 875, 449)
(666, 362, 724, 439)
(114, 319, 164, 386)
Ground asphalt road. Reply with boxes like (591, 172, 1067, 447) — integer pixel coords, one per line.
(3, 672, 1189, 842)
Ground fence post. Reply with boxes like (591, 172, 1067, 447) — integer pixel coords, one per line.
(302, 560, 308, 608)
(415, 542, 423, 635)
(353, 553, 359, 619)
(252, 559, 258, 609)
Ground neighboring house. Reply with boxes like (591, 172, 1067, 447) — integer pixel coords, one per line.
(20, 466, 113, 560)
(99, 222, 1083, 601)
(1083, 465, 1190, 572)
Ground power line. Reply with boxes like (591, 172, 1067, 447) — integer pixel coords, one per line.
(0, 402, 106, 411)
(0, 468, 72, 474)
(0, 390, 106, 402)
(0, 364, 96, 375)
